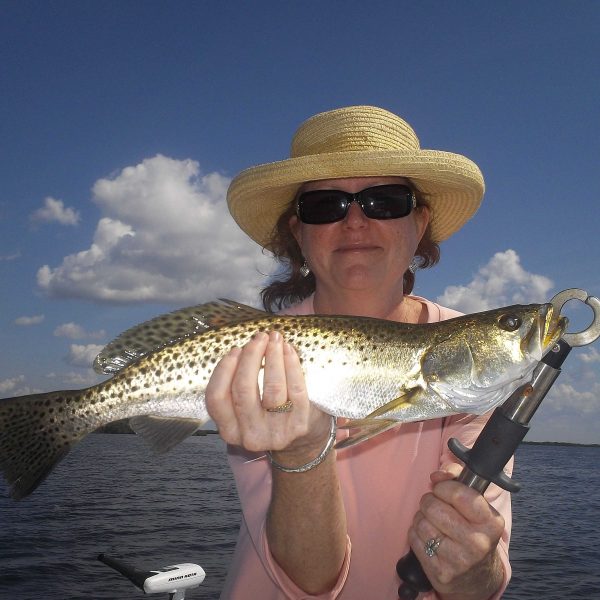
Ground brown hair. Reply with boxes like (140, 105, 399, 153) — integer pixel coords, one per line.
(260, 191, 440, 312)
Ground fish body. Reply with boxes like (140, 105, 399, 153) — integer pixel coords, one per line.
(0, 299, 565, 499)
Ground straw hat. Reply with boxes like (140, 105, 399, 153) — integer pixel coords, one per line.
(227, 105, 484, 246)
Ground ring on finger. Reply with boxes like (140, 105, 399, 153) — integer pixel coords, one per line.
(265, 400, 293, 413)
(424, 536, 443, 557)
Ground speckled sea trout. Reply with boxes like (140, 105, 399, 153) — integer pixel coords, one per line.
(0, 300, 565, 499)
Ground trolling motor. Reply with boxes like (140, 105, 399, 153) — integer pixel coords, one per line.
(396, 288, 600, 599)
(98, 553, 206, 600)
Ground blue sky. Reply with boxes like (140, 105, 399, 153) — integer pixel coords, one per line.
(1, 1, 599, 443)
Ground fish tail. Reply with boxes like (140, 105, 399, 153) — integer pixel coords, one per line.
(0, 391, 83, 500)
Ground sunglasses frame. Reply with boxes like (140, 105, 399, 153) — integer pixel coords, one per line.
(295, 184, 417, 225)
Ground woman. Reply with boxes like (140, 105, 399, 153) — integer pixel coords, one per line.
(206, 106, 511, 599)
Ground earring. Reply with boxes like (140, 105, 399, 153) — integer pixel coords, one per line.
(300, 261, 310, 277)
(408, 257, 423, 274)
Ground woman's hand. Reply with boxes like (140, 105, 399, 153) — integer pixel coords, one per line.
(408, 463, 505, 600)
(205, 330, 331, 459)
(206, 330, 346, 594)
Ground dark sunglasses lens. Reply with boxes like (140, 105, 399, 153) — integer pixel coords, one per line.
(361, 186, 414, 219)
(298, 191, 348, 224)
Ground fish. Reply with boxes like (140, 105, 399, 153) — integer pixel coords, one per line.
(0, 299, 566, 500)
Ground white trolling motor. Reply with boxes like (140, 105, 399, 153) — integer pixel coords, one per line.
(98, 554, 206, 600)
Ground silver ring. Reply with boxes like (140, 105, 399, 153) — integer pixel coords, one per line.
(424, 536, 443, 557)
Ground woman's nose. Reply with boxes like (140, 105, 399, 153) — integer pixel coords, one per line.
(343, 201, 368, 227)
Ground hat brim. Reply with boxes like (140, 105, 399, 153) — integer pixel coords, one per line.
(227, 149, 484, 247)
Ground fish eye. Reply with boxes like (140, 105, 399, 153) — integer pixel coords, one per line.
(498, 314, 522, 332)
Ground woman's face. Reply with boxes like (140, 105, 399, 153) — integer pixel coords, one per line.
(289, 176, 430, 296)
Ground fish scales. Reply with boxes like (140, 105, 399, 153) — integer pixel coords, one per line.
(0, 300, 566, 499)
(89, 314, 419, 424)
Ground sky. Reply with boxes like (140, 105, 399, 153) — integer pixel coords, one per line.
(1, 0, 599, 443)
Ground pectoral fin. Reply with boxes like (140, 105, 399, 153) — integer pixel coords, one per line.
(129, 416, 203, 453)
(365, 387, 421, 418)
(335, 388, 424, 449)
(336, 418, 399, 449)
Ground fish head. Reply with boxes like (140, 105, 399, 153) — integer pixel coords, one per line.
(424, 303, 567, 414)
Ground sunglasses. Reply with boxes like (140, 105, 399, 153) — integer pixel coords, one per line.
(296, 184, 417, 225)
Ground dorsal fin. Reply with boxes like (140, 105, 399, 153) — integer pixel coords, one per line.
(93, 299, 266, 374)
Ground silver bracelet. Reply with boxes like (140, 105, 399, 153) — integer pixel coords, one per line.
(267, 416, 337, 473)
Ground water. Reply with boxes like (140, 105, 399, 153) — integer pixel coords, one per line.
(504, 444, 600, 599)
(0, 435, 239, 600)
(1, 437, 598, 599)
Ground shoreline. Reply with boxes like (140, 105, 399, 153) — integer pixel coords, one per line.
(93, 420, 599, 447)
(521, 440, 599, 448)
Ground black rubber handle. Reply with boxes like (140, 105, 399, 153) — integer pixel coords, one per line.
(396, 549, 432, 598)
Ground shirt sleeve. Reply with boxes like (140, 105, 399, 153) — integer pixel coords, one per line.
(259, 521, 352, 599)
(226, 445, 352, 599)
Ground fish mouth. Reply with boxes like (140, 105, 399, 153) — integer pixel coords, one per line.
(539, 303, 568, 350)
(521, 304, 567, 358)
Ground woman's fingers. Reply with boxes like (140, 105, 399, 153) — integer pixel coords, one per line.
(409, 480, 505, 588)
(261, 331, 290, 412)
(229, 332, 268, 419)
(205, 346, 243, 444)
(205, 330, 328, 454)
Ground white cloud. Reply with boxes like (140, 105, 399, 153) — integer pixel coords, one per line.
(437, 249, 554, 313)
(61, 371, 104, 387)
(37, 155, 274, 305)
(54, 322, 106, 340)
(579, 347, 600, 364)
(66, 344, 105, 368)
(14, 315, 45, 326)
(542, 381, 600, 415)
(31, 197, 80, 226)
(0, 375, 25, 394)
(0, 375, 42, 398)
(0, 252, 20, 261)
(525, 359, 600, 443)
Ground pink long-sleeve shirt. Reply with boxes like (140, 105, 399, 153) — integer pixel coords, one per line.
(220, 295, 512, 599)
